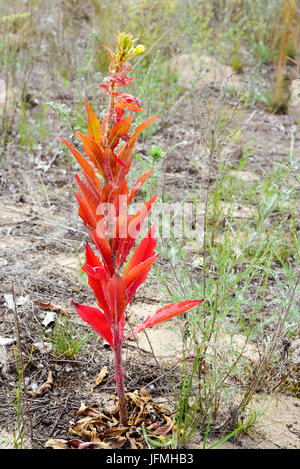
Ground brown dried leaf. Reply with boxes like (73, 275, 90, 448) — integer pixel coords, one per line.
(140, 387, 152, 400)
(45, 438, 110, 450)
(30, 370, 53, 397)
(107, 436, 127, 449)
(152, 416, 174, 435)
(127, 391, 144, 407)
(66, 439, 110, 449)
(77, 402, 112, 421)
(126, 432, 139, 449)
(87, 366, 109, 394)
(45, 438, 68, 449)
(108, 394, 121, 416)
(69, 417, 101, 440)
(68, 388, 173, 449)
(34, 300, 69, 315)
(103, 426, 128, 437)
(147, 421, 161, 431)
(151, 402, 172, 415)
(126, 428, 144, 449)
(133, 406, 145, 427)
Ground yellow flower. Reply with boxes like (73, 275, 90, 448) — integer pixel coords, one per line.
(115, 33, 145, 63)
(132, 44, 146, 56)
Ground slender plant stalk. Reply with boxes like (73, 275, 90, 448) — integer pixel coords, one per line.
(11, 283, 33, 442)
(274, 0, 296, 110)
(236, 269, 300, 415)
(113, 325, 127, 425)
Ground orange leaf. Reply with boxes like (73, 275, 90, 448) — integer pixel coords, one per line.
(84, 101, 102, 145)
(108, 115, 133, 148)
(124, 300, 204, 341)
(75, 174, 99, 219)
(128, 171, 153, 204)
(128, 116, 159, 145)
(60, 138, 102, 191)
(76, 132, 114, 180)
(114, 137, 137, 185)
(76, 192, 97, 229)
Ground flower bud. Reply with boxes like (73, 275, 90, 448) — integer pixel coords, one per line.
(132, 44, 145, 55)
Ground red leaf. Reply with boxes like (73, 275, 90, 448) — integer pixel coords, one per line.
(89, 229, 114, 276)
(124, 300, 204, 341)
(127, 194, 158, 239)
(106, 276, 128, 324)
(112, 211, 129, 251)
(124, 254, 159, 301)
(82, 244, 111, 317)
(75, 174, 99, 219)
(116, 195, 157, 268)
(76, 192, 97, 229)
(72, 301, 113, 348)
(124, 225, 156, 275)
(67, 439, 102, 450)
(115, 92, 143, 112)
(113, 151, 127, 168)
(84, 242, 103, 269)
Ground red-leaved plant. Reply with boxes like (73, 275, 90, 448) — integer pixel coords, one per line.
(61, 33, 203, 425)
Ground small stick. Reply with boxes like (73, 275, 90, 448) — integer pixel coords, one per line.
(48, 393, 70, 437)
(143, 329, 160, 368)
(11, 283, 33, 441)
